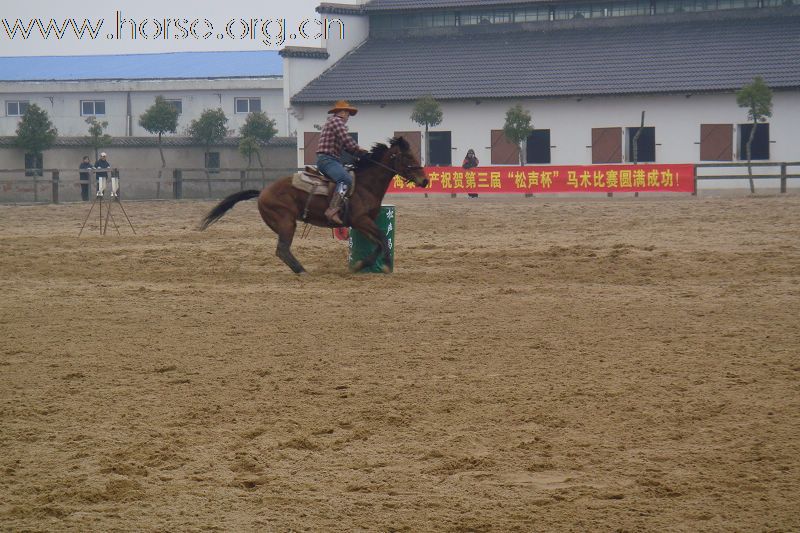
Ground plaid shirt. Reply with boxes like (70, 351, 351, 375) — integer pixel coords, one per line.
(316, 114, 361, 159)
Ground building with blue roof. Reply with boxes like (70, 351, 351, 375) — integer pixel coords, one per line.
(0, 51, 287, 137)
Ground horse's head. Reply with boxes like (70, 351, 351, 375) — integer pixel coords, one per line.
(387, 136, 429, 188)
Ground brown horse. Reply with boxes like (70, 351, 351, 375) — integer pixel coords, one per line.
(199, 136, 429, 274)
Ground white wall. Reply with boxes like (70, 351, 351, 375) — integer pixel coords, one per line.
(129, 89, 287, 136)
(321, 13, 370, 69)
(1, 92, 130, 137)
(292, 91, 800, 168)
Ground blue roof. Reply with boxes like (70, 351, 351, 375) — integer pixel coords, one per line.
(0, 51, 282, 81)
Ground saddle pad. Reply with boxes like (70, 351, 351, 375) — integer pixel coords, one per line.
(291, 172, 331, 196)
(290, 169, 357, 196)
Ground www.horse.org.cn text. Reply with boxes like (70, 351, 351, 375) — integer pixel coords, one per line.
(0, 11, 346, 47)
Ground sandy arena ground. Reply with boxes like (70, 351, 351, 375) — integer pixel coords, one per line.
(0, 193, 798, 532)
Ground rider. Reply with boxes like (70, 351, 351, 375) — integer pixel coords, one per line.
(316, 100, 368, 225)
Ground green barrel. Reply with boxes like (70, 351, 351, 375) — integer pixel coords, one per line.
(348, 204, 395, 273)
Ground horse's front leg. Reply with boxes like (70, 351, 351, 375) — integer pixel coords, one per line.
(350, 216, 389, 273)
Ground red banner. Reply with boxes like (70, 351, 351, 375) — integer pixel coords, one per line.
(388, 164, 694, 194)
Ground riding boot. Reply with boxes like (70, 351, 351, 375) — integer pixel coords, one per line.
(325, 189, 346, 225)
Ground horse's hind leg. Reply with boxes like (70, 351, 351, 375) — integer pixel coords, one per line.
(276, 236, 305, 274)
(275, 222, 306, 274)
(260, 204, 306, 274)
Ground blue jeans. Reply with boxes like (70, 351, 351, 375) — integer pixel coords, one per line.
(316, 154, 352, 188)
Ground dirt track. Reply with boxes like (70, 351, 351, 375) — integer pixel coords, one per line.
(1, 194, 798, 532)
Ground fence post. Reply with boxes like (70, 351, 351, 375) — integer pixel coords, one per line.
(173, 169, 182, 199)
(780, 162, 787, 194)
(51, 170, 59, 204)
(692, 165, 698, 196)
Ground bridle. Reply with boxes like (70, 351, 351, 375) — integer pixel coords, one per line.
(358, 152, 424, 183)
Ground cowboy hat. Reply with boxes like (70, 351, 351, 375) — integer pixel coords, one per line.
(328, 100, 358, 116)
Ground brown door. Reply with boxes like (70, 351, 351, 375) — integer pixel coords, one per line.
(592, 127, 622, 164)
(700, 124, 733, 161)
(394, 131, 422, 163)
(303, 132, 320, 165)
(491, 130, 520, 165)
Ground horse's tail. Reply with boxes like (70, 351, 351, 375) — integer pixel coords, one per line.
(199, 189, 260, 230)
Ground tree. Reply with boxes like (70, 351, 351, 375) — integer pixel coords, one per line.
(188, 109, 228, 189)
(85, 116, 111, 161)
(736, 76, 773, 194)
(239, 111, 278, 171)
(503, 104, 533, 165)
(410, 96, 443, 165)
(139, 96, 179, 168)
(238, 137, 260, 169)
(139, 96, 179, 197)
(15, 104, 57, 175)
(240, 111, 278, 145)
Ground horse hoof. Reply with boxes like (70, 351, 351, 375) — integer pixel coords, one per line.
(380, 264, 391, 274)
(350, 260, 364, 272)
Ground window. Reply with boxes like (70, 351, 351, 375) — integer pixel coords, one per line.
(603, 0, 650, 16)
(658, 0, 732, 12)
(626, 126, 656, 163)
(592, 127, 622, 164)
(235, 97, 261, 114)
(205, 151, 220, 174)
(588, 4, 613, 17)
(526, 129, 552, 164)
(164, 99, 182, 114)
(569, 6, 592, 18)
(372, 0, 774, 35)
(370, 15, 390, 32)
(738, 123, 770, 160)
(24, 153, 43, 177)
(428, 131, 452, 166)
(700, 124, 733, 161)
(402, 14, 423, 28)
(461, 10, 512, 25)
(6, 101, 29, 116)
(422, 13, 456, 27)
(81, 100, 106, 116)
(515, 7, 550, 21)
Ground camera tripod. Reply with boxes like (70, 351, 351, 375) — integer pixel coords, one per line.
(78, 193, 136, 237)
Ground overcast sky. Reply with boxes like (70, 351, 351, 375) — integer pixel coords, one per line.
(1, 0, 342, 56)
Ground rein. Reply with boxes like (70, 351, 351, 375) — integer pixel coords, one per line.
(358, 154, 422, 183)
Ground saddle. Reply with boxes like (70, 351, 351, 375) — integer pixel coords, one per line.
(291, 166, 355, 197)
(292, 165, 356, 223)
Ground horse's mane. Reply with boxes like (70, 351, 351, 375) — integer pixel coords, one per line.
(354, 142, 388, 171)
(354, 136, 410, 171)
